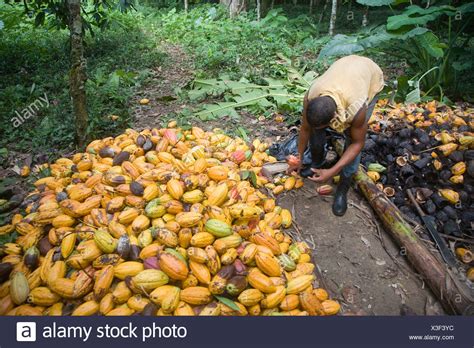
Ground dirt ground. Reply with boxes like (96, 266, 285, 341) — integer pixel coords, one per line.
(132, 44, 443, 316)
(277, 187, 443, 315)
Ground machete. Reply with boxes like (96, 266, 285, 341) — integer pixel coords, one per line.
(407, 188, 458, 268)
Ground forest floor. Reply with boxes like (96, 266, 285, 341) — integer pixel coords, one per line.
(132, 44, 443, 316)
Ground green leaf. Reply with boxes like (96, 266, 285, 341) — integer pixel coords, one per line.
(413, 32, 444, 59)
(249, 171, 258, 188)
(386, 5, 455, 31)
(237, 127, 249, 143)
(0, 231, 18, 247)
(405, 86, 421, 104)
(458, 2, 474, 14)
(318, 34, 365, 58)
(214, 295, 240, 311)
(240, 170, 250, 180)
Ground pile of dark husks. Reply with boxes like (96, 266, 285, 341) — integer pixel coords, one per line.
(361, 100, 473, 240)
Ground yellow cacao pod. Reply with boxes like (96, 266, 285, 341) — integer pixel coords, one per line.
(10, 273, 29, 305)
(72, 300, 99, 316)
(175, 212, 203, 228)
(180, 286, 212, 305)
(321, 299, 341, 315)
(255, 252, 282, 277)
(238, 288, 264, 307)
(158, 252, 189, 280)
(94, 229, 117, 254)
(114, 261, 144, 280)
(247, 268, 276, 294)
(132, 269, 169, 291)
(261, 285, 286, 309)
(27, 287, 61, 306)
(299, 291, 324, 315)
(286, 275, 314, 294)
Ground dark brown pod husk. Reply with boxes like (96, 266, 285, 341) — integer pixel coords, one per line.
(461, 210, 474, 227)
(226, 275, 248, 296)
(99, 146, 116, 158)
(431, 193, 447, 208)
(217, 264, 235, 280)
(0, 262, 13, 283)
(443, 220, 462, 237)
(449, 151, 464, 163)
(130, 181, 144, 196)
(38, 236, 53, 256)
(62, 302, 75, 316)
(141, 303, 158, 316)
(52, 248, 62, 262)
(143, 138, 153, 152)
(467, 160, 474, 178)
(443, 205, 458, 220)
(112, 151, 130, 166)
(423, 200, 436, 215)
(136, 134, 146, 147)
(116, 235, 131, 259)
(465, 150, 474, 161)
(24, 246, 40, 269)
(393, 193, 406, 206)
(439, 170, 452, 181)
(400, 165, 415, 177)
(129, 245, 141, 261)
(435, 210, 449, 223)
(56, 191, 68, 202)
(399, 128, 412, 138)
(413, 157, 431, 170)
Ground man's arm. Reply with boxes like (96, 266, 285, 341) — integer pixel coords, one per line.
(297, 94, 311, 159)
(330, 104, 368, 175)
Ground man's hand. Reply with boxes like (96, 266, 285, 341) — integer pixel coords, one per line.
(286, 155, 302, 174)
(308, 168, 336, 183)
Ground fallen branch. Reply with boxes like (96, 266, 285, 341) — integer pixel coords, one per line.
(353, 168, 474, 315)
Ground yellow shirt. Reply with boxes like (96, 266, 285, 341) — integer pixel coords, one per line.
(307, 55, 384, 133)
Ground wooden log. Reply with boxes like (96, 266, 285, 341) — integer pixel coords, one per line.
(353, 168, 474, 315)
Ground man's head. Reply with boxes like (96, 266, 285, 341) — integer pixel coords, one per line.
(306, 96, 337, 129)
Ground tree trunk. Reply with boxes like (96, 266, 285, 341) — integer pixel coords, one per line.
(362, 6, 368, 27)
(318, 0, 328, 26)
(67, 0, 88, 148)
(309, 0, 313, 15)
(328, 0, 337, 36)
(221, 0, 245, 18)
(261, 0, 272, 16)
(184, 0, 188, 12)
(352, 170, 474, 314)
(257, 0, 261, 20)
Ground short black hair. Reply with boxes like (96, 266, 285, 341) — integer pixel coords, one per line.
(306, 96, 337, 128)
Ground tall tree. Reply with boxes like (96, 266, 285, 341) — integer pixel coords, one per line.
(362, 6, 368, 27)
(220, 0, 246, 17)
(11, 0, 132, 148)
(67, 0, 88, 147)
(328, 0, 337, 36)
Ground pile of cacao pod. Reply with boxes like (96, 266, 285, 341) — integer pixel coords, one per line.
(363, 100, 473, 278)
(0, 123, 339, 316)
